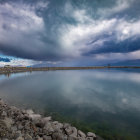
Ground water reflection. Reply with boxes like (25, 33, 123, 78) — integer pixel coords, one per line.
(4, 73, 11, 78)
(0, 70, 140, 139)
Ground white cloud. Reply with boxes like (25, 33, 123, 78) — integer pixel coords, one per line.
(58, 2, 140, 58)
(116, 19, 140, 41)
(0, 58, 37, 67)
(0, 2, 45, 33)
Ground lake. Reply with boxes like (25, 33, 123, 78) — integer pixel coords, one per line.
(0, 69, 140, 140)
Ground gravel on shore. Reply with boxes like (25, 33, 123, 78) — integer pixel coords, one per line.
(0, 99, 104, 140)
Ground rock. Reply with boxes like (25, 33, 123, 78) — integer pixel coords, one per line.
(1, 111, 7, 117)
(29, 114, 41, 121)
(12, 126, 18, 131)
(65, 126, 73, 135)
(65, 127, 77, 137)
(87, 132, 96, 138)
(35, 120, 45, 128)
(70, 127, 77, 137)
(78, 130, 86, 138)
(86, 137, 93, 140)
(17, 124, 23, 130)
(77, 137, 86, 140)
(68, 136, 78, 140)
(14, 131, 22, 139)
(43, 135, 52, 140)
(16, 136, 24, 140)
(63, 123, 70, 129)
(0, 99, 4, 105)
(44, 122, 54, 134)
(26, 109, 34, 115)
(52, 132, 65, 140)
(35, 136, 43, 140)
(0, 100, 101, 140)
(10, 106, 18, 112)
(3, 117, 13, 129)
(24, 134, 33, 140)
(52, 122, 63, 132)
(42, 117, 51, 123)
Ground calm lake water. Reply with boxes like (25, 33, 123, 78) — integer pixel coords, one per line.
(0, 69, 140, 140)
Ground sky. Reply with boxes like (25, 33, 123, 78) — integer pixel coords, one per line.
(0, 0, 140, 66)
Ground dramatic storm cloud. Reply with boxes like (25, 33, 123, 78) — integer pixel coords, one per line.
(0, 0, 140, 66)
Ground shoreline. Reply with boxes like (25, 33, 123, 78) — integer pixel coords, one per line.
(0, 99, 103, 140)
(0, 66, 140, 74)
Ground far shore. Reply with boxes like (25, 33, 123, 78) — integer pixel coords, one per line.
(0, 66, 140, 74)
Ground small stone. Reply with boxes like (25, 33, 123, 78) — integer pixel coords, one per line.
(65, 127, 77, 137)
(87, 132, 96, 138)
(43, 135, 52, 140)
(29, 114, 41, 121)
(26, 109, 34, 115)
(35, 120, 45, 128)
(16, 136, 24, 140)
(78, 130, 86, 138)
(52, 132, 64, 140)
(3, 117, 13, 129)
(14, 131, 22, 139)
(68, 136, 78, 140)
(65, 126, 73, 135)
(63, 123, 70, 129)
(1, 111, 7, 117)
(17, 123, 23, 130)
(70, 127, 77, 137)
(86, 137, 93, 140)
(24, 134, 33, 140)
(42, 117, 51, 123)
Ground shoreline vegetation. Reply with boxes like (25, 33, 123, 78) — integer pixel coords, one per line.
(0, 66, 140, 74)
(0, 99, 103, 140)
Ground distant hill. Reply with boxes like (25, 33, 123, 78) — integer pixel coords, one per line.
(111, 59, 140, 66)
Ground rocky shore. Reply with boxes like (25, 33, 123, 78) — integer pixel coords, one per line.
(0, 99, 103, 140)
